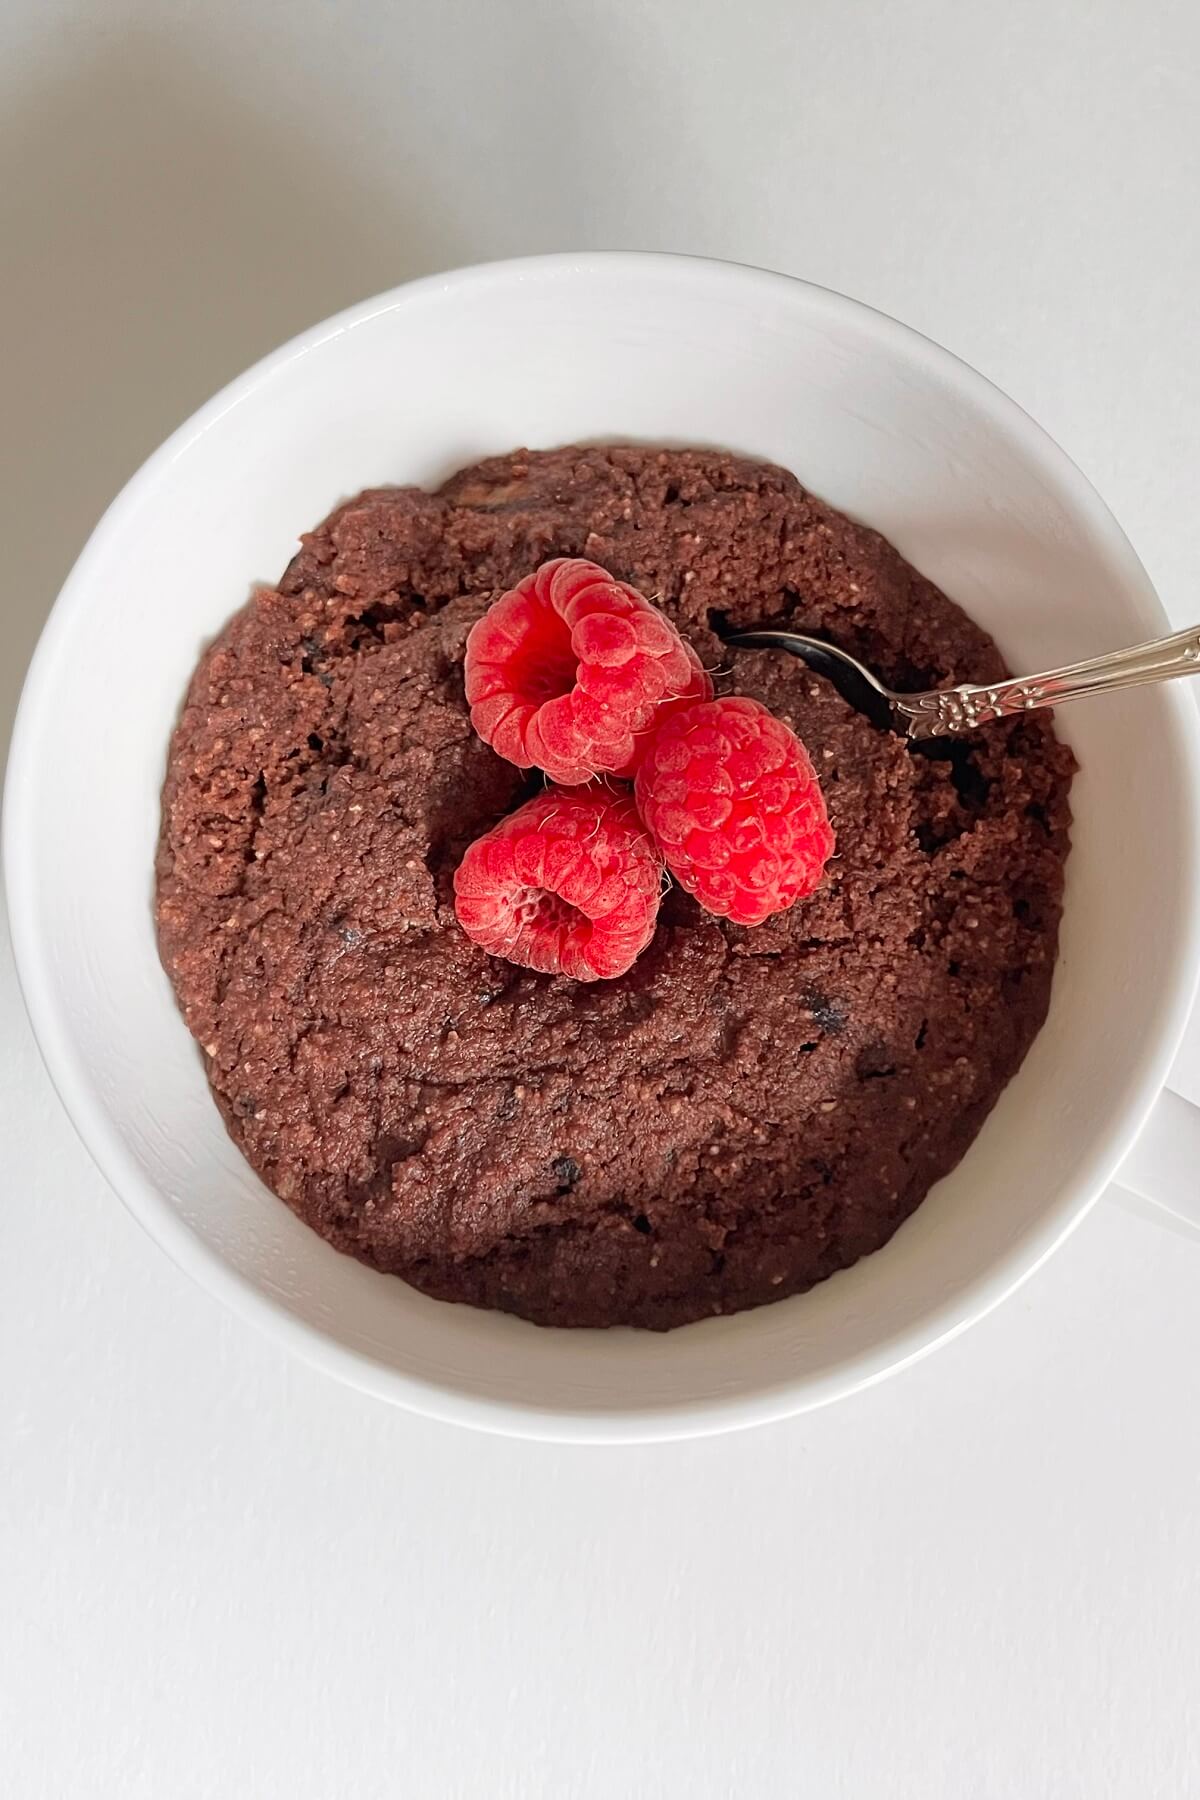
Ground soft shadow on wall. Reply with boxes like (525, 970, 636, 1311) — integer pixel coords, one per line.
(0, 38, 466, 766)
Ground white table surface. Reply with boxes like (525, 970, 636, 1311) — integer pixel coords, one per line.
(4, 3, 1200, 1795)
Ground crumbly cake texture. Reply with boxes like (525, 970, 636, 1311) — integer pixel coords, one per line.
(156, 446, 1074, 1329)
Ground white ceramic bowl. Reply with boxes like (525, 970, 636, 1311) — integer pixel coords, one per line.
(6, 254, 1200, 1441)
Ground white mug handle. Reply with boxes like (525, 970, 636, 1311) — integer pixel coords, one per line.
(1112, 1089, 1200, 1238)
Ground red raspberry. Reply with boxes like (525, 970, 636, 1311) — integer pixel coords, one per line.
(609, 649, 712, 779)
(635, 696, 835, 926)
(465, 559, 713, 785)
(454, 785, 664, 981)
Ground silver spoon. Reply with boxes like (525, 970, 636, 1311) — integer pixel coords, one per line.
(725, 623, 1200, 740)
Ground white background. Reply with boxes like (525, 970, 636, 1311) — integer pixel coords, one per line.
(4, 2, 1200, 1795)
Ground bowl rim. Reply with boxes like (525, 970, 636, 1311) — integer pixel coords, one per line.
(6, 249, 1200, 1443)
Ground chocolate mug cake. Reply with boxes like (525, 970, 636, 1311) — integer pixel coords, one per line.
(156, 446, 1073, 1328)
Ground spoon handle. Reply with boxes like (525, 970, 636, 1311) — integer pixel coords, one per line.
(896, 623, 1200, 739)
